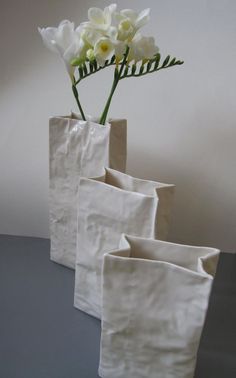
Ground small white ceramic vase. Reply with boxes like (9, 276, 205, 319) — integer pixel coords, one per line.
(99, 234, 220, 378)
(74, 168, 175, 318)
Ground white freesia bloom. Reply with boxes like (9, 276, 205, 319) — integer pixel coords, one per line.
(38, 20, 82, 77)
(115, 8, 150, 41)
(114, 41, 126, 62)
(78, 25, 102, 47)
(38, 4, 183, 125)
(94, 37, 115, 66)
(76, 21, 116, 64)
(128, 34, 159, 62)
(82, 3, 117, 39)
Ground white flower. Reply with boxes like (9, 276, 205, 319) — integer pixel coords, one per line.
(78, 25, 102, 47)
(128, 34, 159, 63)
(82, 3, 117, 39)
(114, 41, 126, 62)
(38, 20, 81, 77)
(94, 37, 115, 66)
(115, 8, 150, 41)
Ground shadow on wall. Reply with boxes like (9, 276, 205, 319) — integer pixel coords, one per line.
(127, 106, 236, 253)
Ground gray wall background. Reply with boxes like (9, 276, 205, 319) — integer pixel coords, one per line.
(0, 0, 235, 252)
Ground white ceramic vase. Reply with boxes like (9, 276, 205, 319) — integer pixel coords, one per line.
(74, 168, 175, 319)
(49, 114, 127, 269)
(99, 234, 220, 378)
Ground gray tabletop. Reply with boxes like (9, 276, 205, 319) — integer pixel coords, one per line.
(0, 235, 235, 378)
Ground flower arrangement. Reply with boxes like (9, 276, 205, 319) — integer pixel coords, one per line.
(39, 3, 183, 125)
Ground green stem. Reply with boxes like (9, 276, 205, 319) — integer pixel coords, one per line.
(72, 80, 86, 120)
(99, 72, 118, 125)
(99, 47, 130, 125)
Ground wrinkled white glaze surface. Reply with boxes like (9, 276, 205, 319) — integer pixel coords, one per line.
(74, 168, 175, 318)
(99, 234, 220, 378)
(49, 116, 127, 269)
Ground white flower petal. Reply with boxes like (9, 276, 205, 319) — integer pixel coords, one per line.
(113, 11, 125, 23)
(57, 20, 75, 50)
(121, 9, 138, 23)
(38, 20, 80, 78)
(51, 40, 64, 56)
(82, 27, 102, 46)
(108, 26, 118, 40)
(58, 19, 74, 29)
(132, 32, 142, 43)
(63, 40, 79, 63)
(135, 8, 150, 29)
(95, 54, 106, 67)
(64, 60, 75, 77)
(114, 41, 126, 61)
(117, 18, 135, 41)
(88, 7, 104, 25)
(104, 3, 117, 24)
(107, 3, 117, 14)
(128, 34, 158, 62)
(94, 37, 115, 66)
(38, 27, 59, 53)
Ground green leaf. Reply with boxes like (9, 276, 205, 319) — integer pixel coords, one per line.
(139, 64, 144, 74)
(131, 64, 137, 75)
(110, 55, 116, 64)
(83, 63, 88, 75)
(89, 62, 94, 73)
(93, 60, 98, 70)
(78, 66, 83, 78)
(124, 65, 129, 76)
(162, 55, 170, 67)
(71, 57, 83, 67)
(147, 60, 152, 72)
(175, 60, 184, 65)
(169, 58, 176, 66)
(154, 53, 161, 69)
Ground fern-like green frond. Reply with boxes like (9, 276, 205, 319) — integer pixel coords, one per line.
(119, 54, 184, 80)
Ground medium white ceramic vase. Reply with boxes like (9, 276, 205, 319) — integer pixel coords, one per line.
(99, 234, 220, 378)
(49, 114, 127, 269)
(74, 168, 175, 318)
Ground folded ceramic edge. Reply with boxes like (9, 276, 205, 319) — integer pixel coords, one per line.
(50, 112, 125, 125)
(78, 167, 175, 198)
(70, 111, 127, 124)
(103, 233, 220, 278)
(49, 114, 111, 129)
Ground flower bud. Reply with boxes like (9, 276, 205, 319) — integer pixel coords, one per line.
(70, 57, 84, 66)
(86, 48, 95, 61)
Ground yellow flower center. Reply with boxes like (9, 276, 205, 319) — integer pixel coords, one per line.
(121, 19, 132, 31)
(100, 43, 109, 53)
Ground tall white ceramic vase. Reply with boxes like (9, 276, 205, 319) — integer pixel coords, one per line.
(49, 114, 127, 268)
